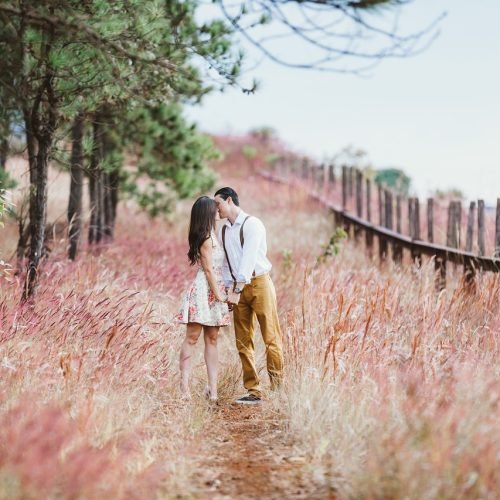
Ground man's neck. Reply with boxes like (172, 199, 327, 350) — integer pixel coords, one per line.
(228, 207, 242, 225)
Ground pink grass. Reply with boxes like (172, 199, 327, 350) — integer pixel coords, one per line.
(0, 148, 498, 498)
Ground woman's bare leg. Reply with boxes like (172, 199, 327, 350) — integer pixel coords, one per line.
(180, 323, 203, 398)
(203, 326, 219, 400)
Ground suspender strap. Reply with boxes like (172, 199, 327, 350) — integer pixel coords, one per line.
(240, 215, 252, 246)
(222, 225, 237, 282)
(222, 215, 253, 283)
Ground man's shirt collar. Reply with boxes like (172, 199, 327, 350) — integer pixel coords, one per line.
(225, 209, 247, 227)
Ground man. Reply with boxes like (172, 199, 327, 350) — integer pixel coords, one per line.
(214, 187, 284, 404)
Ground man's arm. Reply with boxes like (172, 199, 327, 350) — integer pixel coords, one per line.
(235, 218, 265, 288)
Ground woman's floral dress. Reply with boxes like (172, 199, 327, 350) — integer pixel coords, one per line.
(176, 234, 231, 326)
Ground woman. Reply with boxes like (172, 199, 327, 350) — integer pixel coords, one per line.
(176, 196, 232, 402)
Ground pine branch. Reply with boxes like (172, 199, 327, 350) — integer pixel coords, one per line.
(0, 4, 178, 72)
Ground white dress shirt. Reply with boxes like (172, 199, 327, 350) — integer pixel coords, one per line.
(219, 210, 272, 287)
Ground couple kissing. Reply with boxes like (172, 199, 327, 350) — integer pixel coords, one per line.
(176, 187, 284, 404)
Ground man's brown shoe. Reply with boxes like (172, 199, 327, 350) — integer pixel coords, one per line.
(234, 394, 262, 404)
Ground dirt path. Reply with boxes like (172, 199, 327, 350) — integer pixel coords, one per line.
(190, 402, 335, 499)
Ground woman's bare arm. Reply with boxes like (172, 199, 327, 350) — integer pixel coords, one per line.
(200, 238, 227, 302)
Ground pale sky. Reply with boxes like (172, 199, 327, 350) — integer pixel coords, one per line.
(187, 0, 500, 206)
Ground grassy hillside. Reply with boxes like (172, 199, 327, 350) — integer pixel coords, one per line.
(0, 147, 498, 499)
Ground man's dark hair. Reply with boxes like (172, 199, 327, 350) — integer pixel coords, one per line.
(214, 187, 239, 206)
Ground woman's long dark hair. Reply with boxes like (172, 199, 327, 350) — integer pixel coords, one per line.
(188, 196, 217, 265)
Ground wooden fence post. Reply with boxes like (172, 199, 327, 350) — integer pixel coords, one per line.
(461, 200, 476, 291)
(396, 195, 402, 233)
(385, 189, 393, 230)
(495, 198, 500, 258)
(365, 178, 373, 254)
(328, 164, 335, 185)
(332, 208, 340, 230)
(456, 201, 462, 248)
(435, 255, 447, 291)
(411, 197, 422, 265)
(408, 198, 414, 238)
(355, 170, 363, 240)
(385, 190, 396, 263)
(356, 170, 363, 218)
(446, 202, 453, 247)
(463, 200, 476, 287)
(348, 166, 354, 200)
(341, 166, 350, 235)
(342, 166, 347, 210)
(478, 200, 485, 256)
(431, 199, 446, 289)
(378, 184, 385, 226)
(366, 179, 372, 223)
(415, 198, 421, 240)
(465, 201, 475, 252)
(447, 201, 460, 249)
(427, 198, 434, 243)
(379, 236, 388, 262)
(463, 256, 476, 291)
(378, 187, 388, 261)
(393, 195, 403, 263)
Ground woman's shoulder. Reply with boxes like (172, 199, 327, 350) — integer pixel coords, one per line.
(201, 233, 218, 251)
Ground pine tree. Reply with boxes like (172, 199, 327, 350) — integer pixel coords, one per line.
(0, 0, 241, 297)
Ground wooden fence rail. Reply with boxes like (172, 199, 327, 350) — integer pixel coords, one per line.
(262, 161, 500, 289)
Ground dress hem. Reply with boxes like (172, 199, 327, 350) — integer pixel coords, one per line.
(176, 319, 231, 327)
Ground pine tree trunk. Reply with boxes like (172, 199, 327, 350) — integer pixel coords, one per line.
(0, 138, 8, 171)
(102, 124, 119, 240)
(0, 112, 9, 172)
(23, 127, 50, 300)
(16, 217, 30, 275)
(90, 108, 119, 243)
(16, 112, 36, 276)
(110, 169, 119, 229)
(21, 12, 58, 300)
(88, 169, 97, 244)
(103, 172, 114, 239)
(88, 115, 104, 245)
(68, 113, 84, 260)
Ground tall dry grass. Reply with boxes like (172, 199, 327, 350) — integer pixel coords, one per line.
(1, 155, 498, 498)
(0, 196, 241, 498)
(260, 178, 500, 498)
(211, 158, 499, 498)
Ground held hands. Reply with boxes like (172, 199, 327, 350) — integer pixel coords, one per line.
(217, 291, 240, 304)
(220, 287, 240, 310)
(227, 291, 240, 305)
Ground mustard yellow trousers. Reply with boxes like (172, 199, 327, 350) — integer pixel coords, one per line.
(233, 274, 284, 397)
